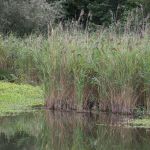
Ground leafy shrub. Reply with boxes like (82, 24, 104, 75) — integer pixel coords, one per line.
(0, 0, 64, 36)
(0, 69, 17, 82)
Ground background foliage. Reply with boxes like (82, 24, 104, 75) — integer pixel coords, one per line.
(0, 0, 149, 36)
(0, 0, 64, 36)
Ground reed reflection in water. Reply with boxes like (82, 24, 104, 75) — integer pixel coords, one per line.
(0, 111, 150, 150)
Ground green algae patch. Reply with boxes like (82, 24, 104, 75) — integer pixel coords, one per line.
(129, 118, 150, 128)
(0, 81, 44, 116)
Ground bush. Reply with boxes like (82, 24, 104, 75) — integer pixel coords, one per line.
(0, 0, 64, 36)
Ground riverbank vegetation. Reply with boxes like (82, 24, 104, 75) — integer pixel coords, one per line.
(0, 17, 150, 114)
(36, 23, 150, 114)
(0, 0, 150, 115)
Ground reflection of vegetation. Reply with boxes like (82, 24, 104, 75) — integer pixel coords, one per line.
(0, 111, 44, 150)
(0, 111, 150, 150)
(38, 111, 150, 150)
(0, 82, 44, 115)
(0, 111, 44, 137)
(0, 132, 36, 150)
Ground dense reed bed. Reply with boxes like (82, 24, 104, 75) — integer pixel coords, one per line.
(0, 20, 150, 114)
(39, 28, 150, 114)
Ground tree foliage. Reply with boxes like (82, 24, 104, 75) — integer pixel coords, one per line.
(62, 0, 149, 25)
(0, 0, 64, 36)
(0, 0, 149, 35)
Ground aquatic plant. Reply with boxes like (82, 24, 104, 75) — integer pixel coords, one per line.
(32, 24, 150, 114)
(0, 17, 150, 114)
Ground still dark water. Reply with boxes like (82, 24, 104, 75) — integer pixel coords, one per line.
(0, 110, 150, 150)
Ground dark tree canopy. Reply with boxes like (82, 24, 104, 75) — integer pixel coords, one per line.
(0, 0, 149, 35)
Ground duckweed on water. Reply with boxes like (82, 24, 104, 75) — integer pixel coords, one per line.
(129, 118, 150, 128)
(0, 81, 44, 116)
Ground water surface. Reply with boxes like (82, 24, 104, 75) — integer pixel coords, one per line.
(0, 110, 150, 150)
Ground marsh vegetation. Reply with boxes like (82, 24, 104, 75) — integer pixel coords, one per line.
(0, 1, 150, 149)
(1, 16, 150, 114)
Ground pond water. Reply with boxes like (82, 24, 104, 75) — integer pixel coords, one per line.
(0, 110, 150, 150)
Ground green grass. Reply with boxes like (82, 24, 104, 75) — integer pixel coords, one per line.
(0, 81, 44, 116)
